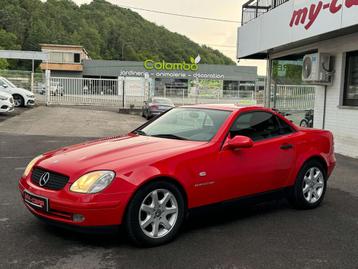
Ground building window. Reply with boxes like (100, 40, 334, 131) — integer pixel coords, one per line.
(63, 52, 74, 63)
(223, 81, 239, 96)
(344, 51, 358, 106)
(49, 52, 63, 63)
(74, 53, 81, 63)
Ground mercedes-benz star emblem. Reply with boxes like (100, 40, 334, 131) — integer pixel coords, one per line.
(39, 172, 50, 187)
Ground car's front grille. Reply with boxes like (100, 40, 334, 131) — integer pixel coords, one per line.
(31, 167, 69, 190)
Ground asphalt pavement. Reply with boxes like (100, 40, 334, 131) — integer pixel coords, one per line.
(0, 132, 358, 269)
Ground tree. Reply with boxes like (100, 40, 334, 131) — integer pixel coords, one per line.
(0, 0, 235, 70)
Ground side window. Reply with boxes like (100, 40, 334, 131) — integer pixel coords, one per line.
(230, 111, 281, 141)
(276, 117, 294, 135)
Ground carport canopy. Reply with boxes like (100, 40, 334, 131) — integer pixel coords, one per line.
(0, 50, 48, 61)
(0, 50, 49, 92)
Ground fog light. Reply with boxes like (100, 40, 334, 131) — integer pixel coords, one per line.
(73, 214, 85, 223)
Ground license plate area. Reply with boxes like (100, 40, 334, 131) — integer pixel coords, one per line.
(23, 191, 49, 212)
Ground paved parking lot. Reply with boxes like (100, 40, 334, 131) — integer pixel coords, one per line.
(0, 107, 357, 269)
(0, 106, 145, 137)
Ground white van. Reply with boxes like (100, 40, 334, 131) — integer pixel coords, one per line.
(0, 92, 14, 113)
(0, 77, 35, 107)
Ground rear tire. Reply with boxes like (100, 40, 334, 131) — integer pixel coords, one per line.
(287, 160, 327, 209)
(124, 181, 185, 247)
(300, 119, 308, 127)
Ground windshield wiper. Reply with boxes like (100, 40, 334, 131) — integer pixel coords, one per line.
(133, 130, 147, 136)
(151, 134, 188, 140)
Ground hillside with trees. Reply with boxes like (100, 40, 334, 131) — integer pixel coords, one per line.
(0, 0, 235, 69)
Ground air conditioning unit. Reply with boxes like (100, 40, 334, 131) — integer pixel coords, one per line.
(302, 53, 333, 84)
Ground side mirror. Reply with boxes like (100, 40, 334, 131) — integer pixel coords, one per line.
(2, 84, 8, 88)
(224, 135, 253, 150)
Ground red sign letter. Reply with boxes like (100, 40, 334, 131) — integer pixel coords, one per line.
(305, 1, 323, 29)
(330, 0, 342, 13)
(290, 8, 308, 27)
(346, 0, 358, 7)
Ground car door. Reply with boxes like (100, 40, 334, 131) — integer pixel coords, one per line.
(216, 111, 297, 200)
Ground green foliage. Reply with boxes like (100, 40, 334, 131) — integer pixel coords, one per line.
(0, 0, 235, 69)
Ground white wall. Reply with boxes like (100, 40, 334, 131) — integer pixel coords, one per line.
(313, 32, 358, 158)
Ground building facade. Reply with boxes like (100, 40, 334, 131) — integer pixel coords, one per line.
(237, 0, 358, 158)
(39, 44, 259, 103)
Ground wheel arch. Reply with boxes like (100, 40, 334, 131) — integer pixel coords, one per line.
(303, 155, 328, 174)
(121, 175, 188, 223)
(293, 155, 328, 184)
(12, 93, 25, 105)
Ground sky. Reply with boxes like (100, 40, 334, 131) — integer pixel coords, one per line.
(72, 0, 267, 75)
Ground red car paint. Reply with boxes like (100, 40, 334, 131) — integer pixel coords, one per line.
(19, 105, 335, 227)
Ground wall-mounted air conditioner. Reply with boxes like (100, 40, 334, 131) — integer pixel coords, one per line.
(302, 53, 333, 85)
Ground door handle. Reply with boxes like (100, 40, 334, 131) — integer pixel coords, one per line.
(280, 143, 293, 150)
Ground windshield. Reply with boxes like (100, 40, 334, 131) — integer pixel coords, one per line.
(2, 78, 17, 88)
(153, 98, 174, 105)
(137, 108, 231, 141)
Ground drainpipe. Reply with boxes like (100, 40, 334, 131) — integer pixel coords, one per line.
(322, 85, 327, 129)
(265, 57, 273, 107)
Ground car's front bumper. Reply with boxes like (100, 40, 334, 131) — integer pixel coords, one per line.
(0, 102, 14, 113)
(18, 177, 129, 227)
(26, 98, 35, 106)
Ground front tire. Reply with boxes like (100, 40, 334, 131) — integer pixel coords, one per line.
(124, 181, 185, 247)
(287, 160, 327, 209)
(13, 94, 24, 107)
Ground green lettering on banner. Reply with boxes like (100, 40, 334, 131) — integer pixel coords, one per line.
(143, 56, 200, 71)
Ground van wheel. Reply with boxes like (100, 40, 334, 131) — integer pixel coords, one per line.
(13, 94, 24, 107)
(287, 160, 327, 209)
(124, 181, 185, 247)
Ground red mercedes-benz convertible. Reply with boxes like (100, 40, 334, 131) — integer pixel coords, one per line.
(19, 104, 335, 246)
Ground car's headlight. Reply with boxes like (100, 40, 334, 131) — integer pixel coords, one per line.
(0, 96, 8, 101)
(23, 155, 43, 177)
(70, 171, 115, 194)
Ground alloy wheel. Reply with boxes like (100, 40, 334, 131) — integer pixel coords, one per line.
(138, 189, 178, 239)
(302, 167, 325, 204)
(13, 96, 22, 107)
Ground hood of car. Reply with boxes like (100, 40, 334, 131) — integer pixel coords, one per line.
(18, 88, 34, 96)
(36, 135, 205, 181)
(7, 87, 33, 96)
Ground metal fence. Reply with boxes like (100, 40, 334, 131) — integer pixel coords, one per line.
(1, 72, 315, 111)
(34, 76, 259, 108)
(272, 85, 315, 111)
(35, 77, 149, 108)
(241, 0, 289, 25)
(153, 88, 257, 106)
